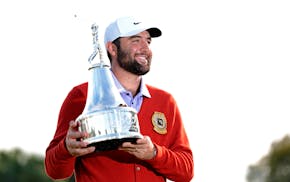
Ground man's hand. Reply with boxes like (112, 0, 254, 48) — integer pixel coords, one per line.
(119, 136, 157, 160)
(65, 120, 95, 157)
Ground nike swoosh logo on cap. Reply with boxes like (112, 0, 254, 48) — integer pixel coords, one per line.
(133, 22, 141, 25)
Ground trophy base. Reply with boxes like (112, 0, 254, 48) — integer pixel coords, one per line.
(88, 137, 140, 152)
(77, 106, 143, 152)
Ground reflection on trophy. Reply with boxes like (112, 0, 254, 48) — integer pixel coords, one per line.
(75, 24, 142, 152)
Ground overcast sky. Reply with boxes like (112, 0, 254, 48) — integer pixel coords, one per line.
(0, 0, 289, 182)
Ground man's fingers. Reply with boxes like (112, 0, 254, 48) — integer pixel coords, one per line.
(69, 146, 95, 156)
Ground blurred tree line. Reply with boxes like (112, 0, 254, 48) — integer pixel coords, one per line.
(247, 134, 290, 182)
(2, 134, 290, 182)
(0, 148, 74, 182)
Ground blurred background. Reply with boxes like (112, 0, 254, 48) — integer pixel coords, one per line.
(0, 0, 289, 181)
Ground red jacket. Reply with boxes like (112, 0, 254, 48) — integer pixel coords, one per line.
(45, 83, 194, 182)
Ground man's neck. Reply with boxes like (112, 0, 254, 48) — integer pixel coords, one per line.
(112, 67, 141, 97)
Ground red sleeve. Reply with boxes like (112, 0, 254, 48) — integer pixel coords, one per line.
(44, 83, 87, 180)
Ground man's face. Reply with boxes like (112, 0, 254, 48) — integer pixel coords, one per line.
(116, 31, 153, 75)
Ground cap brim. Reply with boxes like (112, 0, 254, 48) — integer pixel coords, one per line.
(147, 27, 162, 38)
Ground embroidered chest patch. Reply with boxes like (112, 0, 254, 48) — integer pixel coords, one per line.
(151, 111, 167, 134)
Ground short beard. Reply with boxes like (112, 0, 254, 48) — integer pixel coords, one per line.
(117, 48, 150, 76)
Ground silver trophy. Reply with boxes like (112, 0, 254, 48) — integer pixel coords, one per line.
(75, 24, 142, 152)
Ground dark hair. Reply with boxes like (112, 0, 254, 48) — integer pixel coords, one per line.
(107, 38, 121, 63)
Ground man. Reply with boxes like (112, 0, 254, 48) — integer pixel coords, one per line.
(45, 16, 194, 182)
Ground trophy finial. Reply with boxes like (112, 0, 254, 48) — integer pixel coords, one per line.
(88, 23, 104, 65)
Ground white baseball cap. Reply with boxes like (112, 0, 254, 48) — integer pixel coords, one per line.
(104, 16, 162, 45)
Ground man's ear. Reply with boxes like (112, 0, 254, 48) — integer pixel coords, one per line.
(106, 42, 117, 56)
